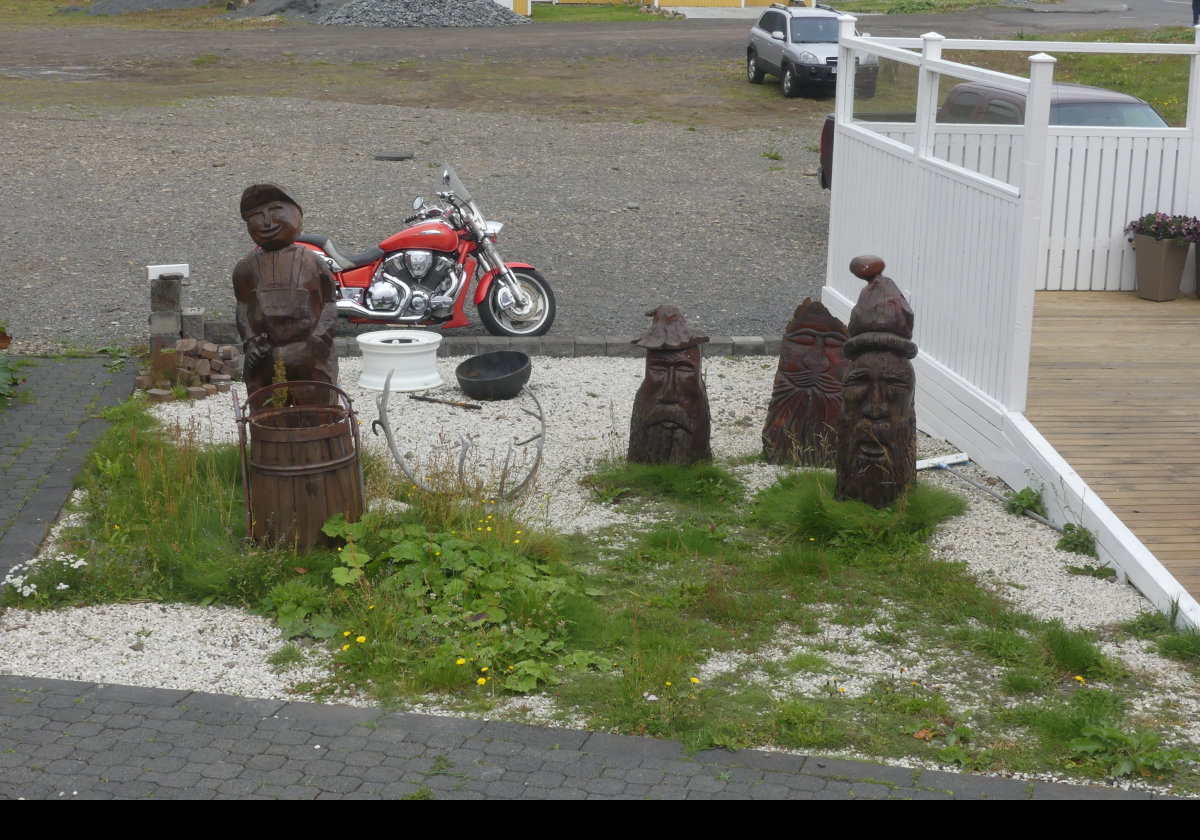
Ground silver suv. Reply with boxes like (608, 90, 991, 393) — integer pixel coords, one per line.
(746, 3, 877, 98)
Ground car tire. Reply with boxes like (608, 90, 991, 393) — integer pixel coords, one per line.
(782, 65, 801, 99)
(747, 51, 765, 84)
(856, 77, 877, 99)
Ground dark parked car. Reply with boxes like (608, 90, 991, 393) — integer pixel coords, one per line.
(819, 81, 1169, 188)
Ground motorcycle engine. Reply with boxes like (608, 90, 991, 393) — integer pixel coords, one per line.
(367, 250, 461, 318)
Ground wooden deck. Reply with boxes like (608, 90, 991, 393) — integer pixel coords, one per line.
(1027, 291, 1200, 596)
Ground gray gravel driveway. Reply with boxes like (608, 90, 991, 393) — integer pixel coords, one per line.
(1, 97, 827, 348)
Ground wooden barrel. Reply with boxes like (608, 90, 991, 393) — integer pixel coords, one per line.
(245, 383, 364, 552)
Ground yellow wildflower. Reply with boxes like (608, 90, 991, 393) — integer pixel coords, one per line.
(356, 636, 366, 644)
(477, 678, 486, 686)
(457, 657, 466, 665)
(690, 677, 699, 684)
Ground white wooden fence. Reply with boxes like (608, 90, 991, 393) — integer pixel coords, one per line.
(822, 22, 1200, 627)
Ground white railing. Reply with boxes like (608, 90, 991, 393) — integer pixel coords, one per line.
(822, 22, 1200, 628)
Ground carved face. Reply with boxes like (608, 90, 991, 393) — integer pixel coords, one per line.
(244, 200, 302, 251)
(628, 346, 711, 466)
(780, 326, 847, 393)
(835, 350, 916, 507)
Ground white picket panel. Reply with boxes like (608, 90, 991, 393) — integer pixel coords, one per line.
(827, 124, 1023, 405)
(825, 22, 1200, 627)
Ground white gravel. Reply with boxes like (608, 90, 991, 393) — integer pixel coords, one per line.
(1, 354, 1191, 756)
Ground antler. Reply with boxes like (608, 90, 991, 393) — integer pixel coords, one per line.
(371, 371, 545, 501)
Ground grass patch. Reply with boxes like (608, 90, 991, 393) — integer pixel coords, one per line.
(6, 398, 1199, 790)
(582, 460, 742, 510)
(531, 2, 673, 23)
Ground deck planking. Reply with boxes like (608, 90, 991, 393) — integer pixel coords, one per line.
(1026, 291, 1200, 596)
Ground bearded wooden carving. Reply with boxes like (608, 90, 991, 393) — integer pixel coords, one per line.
(762, 298, 847, 466)
(835, 256, 917, 508)
(628, 305, 712, 466)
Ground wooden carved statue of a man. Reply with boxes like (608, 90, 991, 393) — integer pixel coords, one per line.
(232, 183, 338, 405)
(835, 256, 918, 508)
(762, 297, 847, 466)
(628, 305, 712, 466)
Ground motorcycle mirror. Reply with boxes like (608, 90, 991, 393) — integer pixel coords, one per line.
(412, 196, 423, 211)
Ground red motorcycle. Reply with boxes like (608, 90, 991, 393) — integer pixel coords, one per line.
(297, 165, 555, 337)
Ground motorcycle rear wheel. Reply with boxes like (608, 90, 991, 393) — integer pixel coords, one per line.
(478, 269, 556, 337)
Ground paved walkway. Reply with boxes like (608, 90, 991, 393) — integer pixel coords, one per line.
(0, 675, 1161, 800)
(0, 351, 1174, 800)
(0, 356, 137, 583)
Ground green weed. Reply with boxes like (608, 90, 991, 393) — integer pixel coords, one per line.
(1003, 486, 1046, 518)
(1057, 523, 1098, 558)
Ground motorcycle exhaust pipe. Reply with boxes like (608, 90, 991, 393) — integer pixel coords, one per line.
(336, 299, 423, 322)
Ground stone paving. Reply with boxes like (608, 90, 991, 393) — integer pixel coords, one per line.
(0, 675, 1163, 800)
(0, 356, 137, 583)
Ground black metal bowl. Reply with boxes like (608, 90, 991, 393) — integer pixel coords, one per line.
(455, 351, 531, 401)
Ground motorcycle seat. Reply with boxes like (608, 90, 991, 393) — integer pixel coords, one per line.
(298, 234, 384, 271)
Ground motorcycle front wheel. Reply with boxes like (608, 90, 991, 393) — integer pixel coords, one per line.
(478, 269, 556, 337)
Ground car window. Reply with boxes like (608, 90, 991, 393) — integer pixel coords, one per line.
(1048, 102, 1168, 127)
(981, 100, 1023, 125)
(939, 91, 980, 123)
(760, 11, 784, 35)
(791, 17, 839, 43)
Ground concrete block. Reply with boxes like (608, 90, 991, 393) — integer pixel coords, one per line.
(541, 337, 575, 358)
(476, 336, 513, 351)
(509, 338, 543, 357)
(186, 386, 207, 400)
(574, 336, 606, 357)
(147, 311, 181, 337)
(438, 336, 478, 358)
(150, 274, 183, 313)
(762, 336, 782, 357)
(731, 336, 766, 356)
(146, 389, 173, 402)
(180, 307, 205, 340)
(204, 320, 240, 346)
(703, 336, 734, 357)
(606, 336, 641, 358)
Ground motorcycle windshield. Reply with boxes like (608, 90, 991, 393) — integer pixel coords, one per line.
(441, 165, 472, 202)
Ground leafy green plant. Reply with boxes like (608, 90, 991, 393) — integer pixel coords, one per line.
(1003, 485, 1047, 518)
(1071, 724, 1199, 778)
(1058, 523, 1098, 558)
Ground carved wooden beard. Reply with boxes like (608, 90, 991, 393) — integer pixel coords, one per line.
(762, 326, 847, 466)
(628, 346, 711, 466)
(834, 350, 916, 507)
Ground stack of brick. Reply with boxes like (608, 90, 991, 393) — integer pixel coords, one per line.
(139, 339, 242, 402)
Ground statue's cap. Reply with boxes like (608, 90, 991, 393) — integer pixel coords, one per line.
(633, 305, 709, 351)
(786, 297, 846, 336)
(845, 256, 917, 359)
(240, 183, 302, 218)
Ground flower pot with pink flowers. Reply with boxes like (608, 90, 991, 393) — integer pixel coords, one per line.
(1125, 212, 1200, 301)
